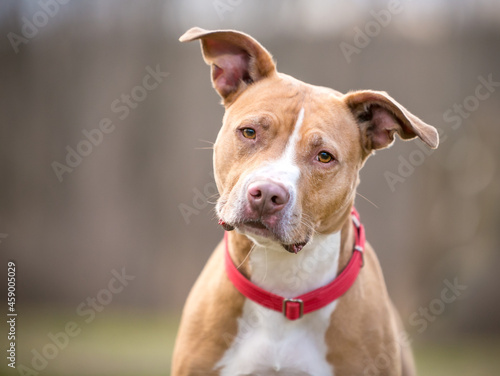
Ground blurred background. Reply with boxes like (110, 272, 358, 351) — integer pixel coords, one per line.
(1, 0, 499, 375)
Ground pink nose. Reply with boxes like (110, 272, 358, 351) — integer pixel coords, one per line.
(247, 181, 290, 216)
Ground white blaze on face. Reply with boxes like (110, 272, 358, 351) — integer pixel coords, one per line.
(244, 107, 305, 203)
(283, 106, 305, 166)
(265, 106, 305, 186)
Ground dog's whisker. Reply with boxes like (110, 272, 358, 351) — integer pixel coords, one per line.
(236, 243, 256, 270)
(356, 192, 379, 209)
(262, 246, 269, 282)
(198, 139, 215, 145)
(299, 213, 317, 234)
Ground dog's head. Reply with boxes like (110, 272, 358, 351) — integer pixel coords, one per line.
(180, 27, 438, 253)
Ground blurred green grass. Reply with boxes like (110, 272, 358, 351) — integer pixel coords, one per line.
(414, 338, 500, 376)
(3, 307, 179, 376)
(3, 309, 500, 376)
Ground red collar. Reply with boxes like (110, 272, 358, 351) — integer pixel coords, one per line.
(224, 208, 365, 320)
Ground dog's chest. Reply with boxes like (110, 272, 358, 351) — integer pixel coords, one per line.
(216, 232, 341, 376)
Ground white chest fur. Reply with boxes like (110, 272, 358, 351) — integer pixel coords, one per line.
(216, 232, 341, 376)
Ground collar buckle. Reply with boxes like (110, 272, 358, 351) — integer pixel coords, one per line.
(282, 298, 304, 320)
(354, 245, 365, 267)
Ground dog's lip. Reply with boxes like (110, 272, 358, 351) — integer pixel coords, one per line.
(219, 218, 270, 234)
(237, 220, 273, 237)
(218, 219, 235, 231)
(231, 220, 310, 254)
(243, 220, 268, 230)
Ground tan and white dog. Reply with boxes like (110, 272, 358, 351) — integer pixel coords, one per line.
(172, 27, 438, 376)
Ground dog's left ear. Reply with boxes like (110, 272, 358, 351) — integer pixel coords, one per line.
(343, 90, 439, 154)
(180, 27, 276, 105)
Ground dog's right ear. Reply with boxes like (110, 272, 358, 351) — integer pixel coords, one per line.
(343, 90, 439, 155)
(180, 27, 276, 105)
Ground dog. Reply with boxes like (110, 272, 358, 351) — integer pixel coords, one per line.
(172, 27, 438, 376)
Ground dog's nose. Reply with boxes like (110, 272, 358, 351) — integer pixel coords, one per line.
(247, 181, 289, 216)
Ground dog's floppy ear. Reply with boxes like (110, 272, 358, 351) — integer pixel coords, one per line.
(179, 27, 276, 105)
(344, 90, 439, 154)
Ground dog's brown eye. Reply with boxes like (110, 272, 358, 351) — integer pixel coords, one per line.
(242, 128, 256, 139)
(317, 151, 333, 163)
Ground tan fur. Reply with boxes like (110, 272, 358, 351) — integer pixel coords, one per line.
(172, 27, 437, 375)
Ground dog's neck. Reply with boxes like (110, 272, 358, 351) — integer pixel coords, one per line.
(227, 213, 355, 296)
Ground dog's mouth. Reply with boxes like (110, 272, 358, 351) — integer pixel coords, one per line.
(243, 220, 267, 230)
(219, 219, 309, 254)
(282, 241, 308, 254)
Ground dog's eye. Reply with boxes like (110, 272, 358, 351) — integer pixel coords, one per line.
(317, 151, 334, 163)
(241, 128, 256, 139)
